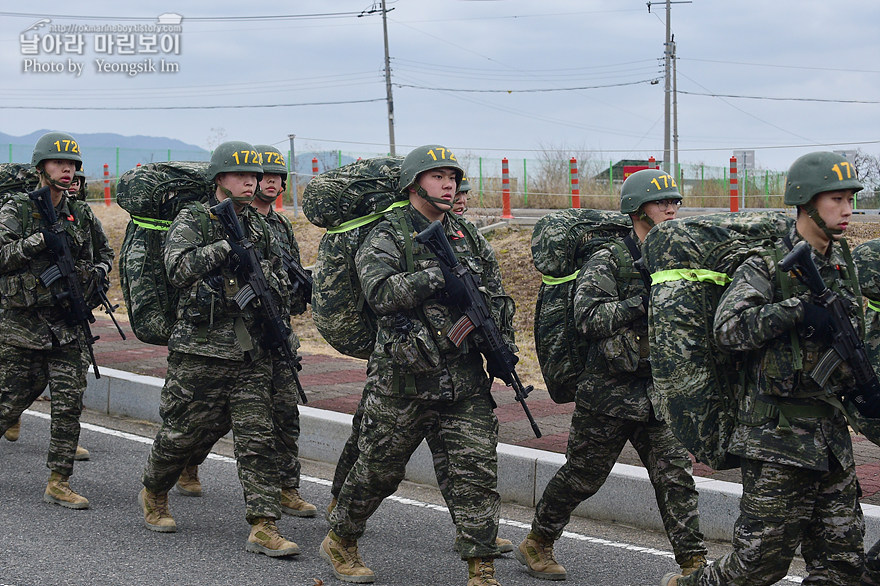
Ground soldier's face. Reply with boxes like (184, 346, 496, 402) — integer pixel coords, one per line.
(452, 191, 469, 215)
(69, 178, 81, 192)
(42, 159, 74, 188)
(259, 174, 283, 198)
(416, 168, 457, 206)
(641, 198, 679, 224)
(813, 189, 854, 239)
(216, 172, 257, 201)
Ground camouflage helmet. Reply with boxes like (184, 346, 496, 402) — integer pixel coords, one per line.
(74, 169, 85, 179)
(619, 168, 682, 214)
(32, 131, 83, 170)
(207, 140, 263, 183)
(399, 144, 463, 193)
(784, 151, 864, 206)
(254, 144, 287, 177)
(458, 176, 471, 193)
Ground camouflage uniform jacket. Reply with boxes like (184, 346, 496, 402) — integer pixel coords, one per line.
(573, 230, 652, 421)
(854, 238, 880, 366)
(265, 208, 307, 317)
(355, 204, 517, 402)
(0, 192, 105, 349)
(164, 199, 290, 361)
(714, 227, 858, 471)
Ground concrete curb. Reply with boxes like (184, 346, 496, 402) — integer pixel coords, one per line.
(79, 367, 880, 545)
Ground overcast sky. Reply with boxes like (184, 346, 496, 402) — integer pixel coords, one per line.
(1, 0, 878, 173)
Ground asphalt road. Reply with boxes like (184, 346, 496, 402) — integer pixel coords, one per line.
(1, 407, 808, 586)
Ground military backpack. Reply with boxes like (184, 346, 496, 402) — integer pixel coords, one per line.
(0, 162, 40, 202)
(643, 211, 794, 470)
(531, 209, 633, 403)
(303, 156, 408, 359)
(116, 161, 213, 345)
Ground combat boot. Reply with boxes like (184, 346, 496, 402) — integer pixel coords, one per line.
(138, 487, 176, 532)
(495, 537, 514, 554)
(514, 533, 566, 580)
(660, 572, 683, 586)
(74, 445, 90, 461)
(176, 465, 202, 496)
(245, 517, 300, 557)
(4, 419, 20, 441)
(467, 557, 501, 586)
(43, 471, 89, 509)
(325, 496, 338, 521)
(319, 530, 375, 583)
(679, 554, 706, 576)
(281, 487, 317, 517)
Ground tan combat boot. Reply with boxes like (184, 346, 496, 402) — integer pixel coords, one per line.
(325, 496, 338, 521)
(679, 554, 707, 576)
(660, 573, 683, 586)
(74, 445, 90, 461)
(319, 530, 375, 583)
(495, 537, 514, 554)
(139, 487, 177, 532)
(467, 557, 501, 586)
(281, 487, 317, 517)
(44, 471, 89, 509)
(245, 517, 300, 557)
(176, 465, 202, 497)
(514, 533, 567, 580)
(4, 419, 21, 441)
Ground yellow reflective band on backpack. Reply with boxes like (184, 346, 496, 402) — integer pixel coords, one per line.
(131, 215, 173, 231)
(651, 268, 731, 286)
(867, 297, 880, 312)
(326, 200, 409, 234)
(542, 270, 579, 286)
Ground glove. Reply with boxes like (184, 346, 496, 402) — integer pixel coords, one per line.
(801, 301, 834, 344)
(94, 267, 108, 291)
(204, 273, 224, 290)
(486, 350, 517, 382)
(41, 229, 65, 256)
(226, 240, 248, 272)
(437, 263, 468, 307)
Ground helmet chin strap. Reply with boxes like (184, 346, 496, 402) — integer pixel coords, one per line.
(416, 185, 453, 213)
(636, 209, 656, 229)
(39, 168, 71, 191)
(255, 187, 278, 203)
(803, 202, 842, 241)
(218, 186, 256, 206)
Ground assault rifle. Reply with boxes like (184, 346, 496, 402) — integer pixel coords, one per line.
(211, 199, 307, 404)
(415, 220, 541, 438)
(780, 240, 880, 418)
(280, 247, 313, 303)
(29, 186, 101, 378)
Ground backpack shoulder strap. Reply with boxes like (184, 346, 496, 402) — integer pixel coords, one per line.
(622, 233, 652, 290)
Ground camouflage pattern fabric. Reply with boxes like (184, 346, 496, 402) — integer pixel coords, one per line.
(689, 230, 865, 583)
(531, 209, 632, 403)
(302, 156, 405, 229)
(854, 239, 880, 368)
(678, 457, 864, 585)
(531, 407, 705, 565)
(644, 211, 794, 470)
(0, 163, 40, 201)
(142, 351, 281, 523)
(0, 342, 88, 476)
(116, 161, 211, 219)
(528, 230, 706, 564)
(118, 162, 212, 345)
(329, 204, 513, 560)
(266, 209, 308, 316)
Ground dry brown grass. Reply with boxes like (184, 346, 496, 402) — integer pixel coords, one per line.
(92, 203, 880, 389)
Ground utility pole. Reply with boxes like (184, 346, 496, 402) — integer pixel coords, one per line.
(672, 34, 678, 180)
(381, 0, 396, 155)
(648, 1, 690, 174)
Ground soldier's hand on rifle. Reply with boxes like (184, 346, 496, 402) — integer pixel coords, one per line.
(801, 300, 834, 344)
(41, 229, 65, 256)
(437, 263, 468, 307)
(485, 350, 517, 381)
(226, 240, 247, 271)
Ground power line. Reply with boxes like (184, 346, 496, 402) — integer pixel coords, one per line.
(0, 11, 364, 21)
(394, 79, 658, 93)
(678, 90, 880, 104)
(681, 57, 880, 75)
(0, 98, 385, 110)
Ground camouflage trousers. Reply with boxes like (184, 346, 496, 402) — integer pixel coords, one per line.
(679, 456, 864, 585)
(185, 355, 303, 489)
(330, 390, 500, 560)
(331, 388, 453, 512)
(531, 406, 706, 565)
(863, 538, 880, 585)
(142, 351, 281, 523)
(0, 342, 87, 476)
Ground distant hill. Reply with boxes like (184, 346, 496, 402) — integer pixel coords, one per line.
(0, 130, 356, 180)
